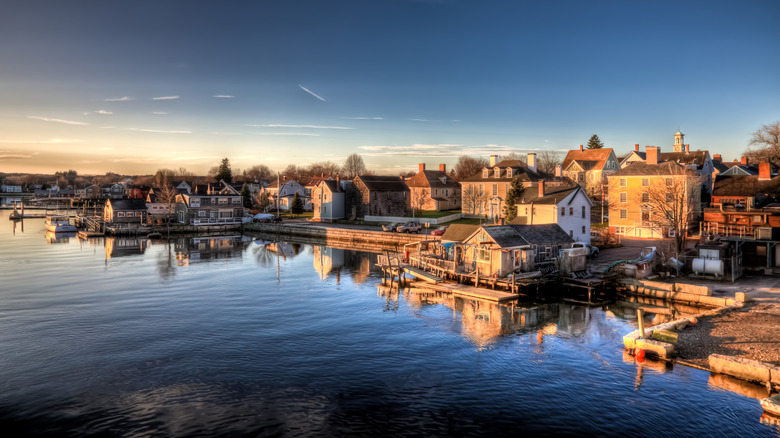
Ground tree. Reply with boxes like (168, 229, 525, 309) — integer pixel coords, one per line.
(215, 158, 233, 183)
(290, 192, 304, 215)
(502, 176, 525, 223)
(241, 183, 252, 209)
(587, 134, 604, 149)
(411, 188, 429, 216)
(454, 155, 489, 180)
(307, 161, 342, 178)
(536, 150, 562, 175)
(244, 164, 273, 182)
(257, 192, 272, 212)
(462, 184, 490, 218)
(343, 153, 366, 179)
(745, 121, 780, 165)
(498, 152, 527, 163)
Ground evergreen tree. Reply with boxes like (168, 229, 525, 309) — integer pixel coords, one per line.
(241, 183, 252, 208)
(587, 135, 604, 149)
(290, 192, 304, 215)
(502, 176, 525, 223)
(215, 158, 233, 183)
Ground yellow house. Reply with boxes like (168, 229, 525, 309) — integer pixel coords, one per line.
(607, 146, 702, 240)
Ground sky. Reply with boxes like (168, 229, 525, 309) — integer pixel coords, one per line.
(1, 0, 779, 176)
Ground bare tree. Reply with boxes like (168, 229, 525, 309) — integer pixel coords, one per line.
(307, 161, 342, 178)
(498, 152, 527, 163)
(639, 165, 702, 252)
(411, 188, 429, 216)
(342, 153, 367, 179)
(454, 155, 489, 180)
(745, 121, 780, 165)
(461, 184, 489, 217)
(244, 164, 273, 182)
(537, 150, 562, 175)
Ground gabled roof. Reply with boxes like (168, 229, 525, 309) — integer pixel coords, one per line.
(659, 151, 709, 167)
(356, 175, 409, 192)
(517, 183, 581, 205)
(107, 199, 147, 211)
(561, 148, 614, 172)
(440, 224, 480, 243)
(712, 175, 780, 198)
(459, 159, 546, 182)
(405, 170, 459, 189)
(610, 161, 698, 177)
(321, 180, 343, 193)
(472, 224, 574, 248)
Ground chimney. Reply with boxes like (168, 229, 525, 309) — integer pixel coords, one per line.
(685, 144, 690, 153)
(336, 174, 341, 188)
(527, 153, 537, 173)
(635, 144, 639, 152)
(439, 163, 446, 173)
(713, 154, 722, 163)
(490, 155, 498, 166)
(554, 164, 562, 177)
(741, 156, 749, 166)
(759, 162, 771, 180)
(579, 144, 584, 152)
(647, 146, 660, 165)
(538, 180, 545, 198)
(419, 163, 425, 173)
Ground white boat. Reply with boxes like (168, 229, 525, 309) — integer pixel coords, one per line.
(45, 215, 77, 233)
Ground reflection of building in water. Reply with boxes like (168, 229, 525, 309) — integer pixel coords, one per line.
(313, 246, 344, 281)
(264, 241, 301, 260)
(105, 237, 148, 259)
(45, 231, 77, 244)
(341, 251, 377, 284)
(174, 235, 251, 265)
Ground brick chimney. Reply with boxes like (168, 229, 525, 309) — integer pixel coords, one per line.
(579, 144, 584, 152)
(685, 144, 690, 153)
(741, 156, 749, 166)
(538, 180, 545, 198)
(759, 162, 771, 180)
(554, 164, 562, 177)
(439, 163, 446, 173)
(419, 163, 425, 173)
(635, 144, 639, 152)
(713, 154, 722, 163)
(527, 153, 537, 173)
(647, 146, 660, 165)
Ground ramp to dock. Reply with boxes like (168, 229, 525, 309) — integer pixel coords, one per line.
(403, 266, 443, 284)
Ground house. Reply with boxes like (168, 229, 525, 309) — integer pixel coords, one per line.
(146, 188, 176, 222)
(405, 163, 460, 211)
(352, 175, 410, 218)
(1, 184, 22, 193)
(440, 224, 481, 243)
(84, 184, 104, 199)
(126, 184, 151, 200)
(104, 199, 148, 224)
(311, 178, 351, 222)
(175, 181, 244, 225)
(710, 163, 780, 209)
(619, 132, 715, 193)
(608, 149, 702, 239)
(560, 146, 620, 195)
(103, 183, 126, 199)
(458, 153, 564, 220)
(263, 177, 307, 212)
(512, 181, 593, 244)
(173, 181, 193, 194)
(461, 224, 574, 277)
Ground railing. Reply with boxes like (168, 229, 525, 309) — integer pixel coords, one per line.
(191, 217, 243, 225)
(701, 222, 756, 239)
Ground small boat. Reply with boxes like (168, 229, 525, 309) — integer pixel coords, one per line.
(45, 215, 77, 233)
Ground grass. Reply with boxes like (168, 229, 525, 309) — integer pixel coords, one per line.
(410, 209, 461, 219)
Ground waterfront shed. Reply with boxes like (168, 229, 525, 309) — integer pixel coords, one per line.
(104, 199, 148, 224)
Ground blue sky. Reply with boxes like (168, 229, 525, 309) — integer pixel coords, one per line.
(1, 0, 778, 175)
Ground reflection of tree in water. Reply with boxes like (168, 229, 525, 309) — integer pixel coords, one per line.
(250, 243, 277, 267)
(157, 241, 175, 280)
(341, 251, 378, 284)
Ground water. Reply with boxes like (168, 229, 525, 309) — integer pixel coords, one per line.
(0, 218, 776, 437)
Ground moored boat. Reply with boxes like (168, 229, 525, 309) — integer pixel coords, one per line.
(45, 215, 77, 233)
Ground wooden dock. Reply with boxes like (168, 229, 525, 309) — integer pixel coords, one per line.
(79, 231, 104, 238)
(402, 266, 443, 284)
(413, 281, 521, 302)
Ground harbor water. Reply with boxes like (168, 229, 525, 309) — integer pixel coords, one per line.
(0, 217, 777, 436)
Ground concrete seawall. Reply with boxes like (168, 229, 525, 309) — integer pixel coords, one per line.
(244, 223, 427, 248)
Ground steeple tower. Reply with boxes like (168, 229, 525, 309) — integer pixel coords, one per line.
(673, 130, 685, 153)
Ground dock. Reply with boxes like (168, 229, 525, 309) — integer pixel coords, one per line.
(412, 281, 521, 303)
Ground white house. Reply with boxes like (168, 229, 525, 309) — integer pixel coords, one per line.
(512, 181, 594, 244)
(1, 184, 22, 193)
(311, 178, 350, 222)
(263, 177, 307, 212)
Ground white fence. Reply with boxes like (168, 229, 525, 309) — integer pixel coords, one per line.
(366, 212, 462, 226)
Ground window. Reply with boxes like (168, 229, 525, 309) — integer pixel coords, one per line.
(507, 168, 513, 178)
(198, 210, 206, 217)
(220, 211, 233, 218)
(642, 178, 649, 186)
(494, 168, 500, 178)
(211, 198, 216, 204)
(666, 193, 673, 202)
(445, 189, 448, 196)
(582, 226, 586, 234)
(492, 184, 497, 196)
(582, 206, 586, 218)
(666, 178, 673, 186)
(561, 207, 565, 216)
(642, 193, 649, 203)
(620, 178, 627, 187)
(620, 209, 627, 219)
(569, 207, 573, 216)
(483, 169, 489, 178)
(477, 248, 491, 262)
(434, 189, 438, 196)
(219, 198, 228, 204)
(569, 230, 573, 237)
(525, 207, 529, 215)
(620, 192, 627, 203)
(118, 212, 125, 217)
(232, 198, 241, 204)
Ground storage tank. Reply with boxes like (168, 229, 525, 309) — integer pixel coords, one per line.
(692, 258, 724, 276)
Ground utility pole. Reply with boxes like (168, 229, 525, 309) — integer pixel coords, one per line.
(276, 172, 280, 217)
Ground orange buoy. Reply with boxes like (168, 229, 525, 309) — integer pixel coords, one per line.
(635, 348, 645, 360)
(689, 317, 698, 325)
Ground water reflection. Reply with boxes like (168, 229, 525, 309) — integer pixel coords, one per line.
(173, 235, 252, 265)
(45, 231, 77, 244)
(105, 237, 148, 259)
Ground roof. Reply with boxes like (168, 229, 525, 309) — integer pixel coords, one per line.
(458, 159, 546, 183)
(108, 199, 147, 211)
(659, 151, 709, 167)
(517, 183, 581, 205)
(474, 224, 574, 248)
(356, 175, 409, 192)
(561, 148, 614, 172)
(712, 175, 780, 198)
(321, 180, 342, 193)
(405, 170, 459, 189)
(440, 224, 480, 242)
(610, 161, 698, 177)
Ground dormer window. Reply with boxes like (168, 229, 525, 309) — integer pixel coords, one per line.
(494, 168, 500, 178)
(507, 168, 513, 178)
(483, 169, 489, 178)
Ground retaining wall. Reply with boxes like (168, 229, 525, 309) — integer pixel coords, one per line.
(244, 222, 427, 247)
(365, 213, 462, 225)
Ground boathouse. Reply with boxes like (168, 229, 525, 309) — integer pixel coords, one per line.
(103, 199, 148, 225)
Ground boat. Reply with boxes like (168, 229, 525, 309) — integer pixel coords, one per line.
(45, 215, 77, 233)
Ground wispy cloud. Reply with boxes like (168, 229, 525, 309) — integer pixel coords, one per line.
(27, 116, 88, 125)
(212, 94, 235, 99)
(409, 118, 431, 122)
(125, 128, 191, 134)
(152, 112, 169, 115)
(152, 96, 180, 100)
(104, 96, 135, 102)
(0, 138, 83, 144)
(0, 153, 35, 159)
(95, 110, 113, 115)
(255, 132, 320, 137)
(340, 116, 384, 120)
(357, 143, 559, 158)
(298, 84, 326, 102)
(246, 124, 353, 130)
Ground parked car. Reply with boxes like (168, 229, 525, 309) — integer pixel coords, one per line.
(431, 226, 448, 236)
(572, 242, 599, 258)
(590, 231, 604, 244)
(271, 215, 282, 223)
(396, 222, 422, 233)
(382, 222, 399, 232)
